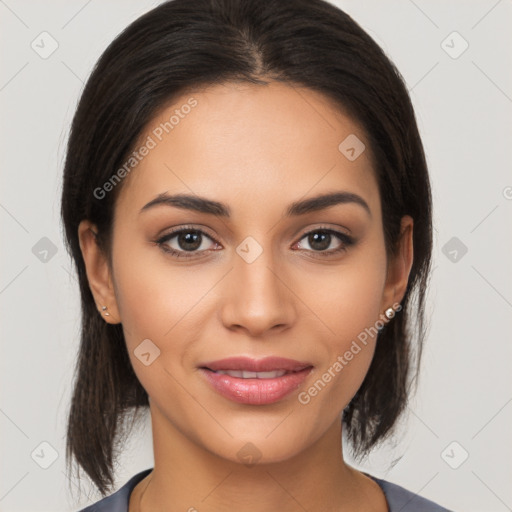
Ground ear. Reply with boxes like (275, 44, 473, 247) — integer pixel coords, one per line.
(77, 219, 121, 324)
(380, 215, 414, 312)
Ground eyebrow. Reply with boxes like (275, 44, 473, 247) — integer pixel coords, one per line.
(139, 191, 371, 218)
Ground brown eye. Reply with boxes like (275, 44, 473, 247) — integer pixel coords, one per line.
(156, 227, 220, 258)
(295, 228, 355, 256)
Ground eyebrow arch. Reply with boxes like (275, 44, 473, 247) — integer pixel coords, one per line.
(139, 191, 371, 218)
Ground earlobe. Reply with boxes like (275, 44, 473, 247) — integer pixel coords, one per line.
(77, 220, 121, 324)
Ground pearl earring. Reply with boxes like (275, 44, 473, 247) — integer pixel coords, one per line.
(384, 307, 395, 319)
(101, 305, 110, 316)
(377, 304, 400, 332)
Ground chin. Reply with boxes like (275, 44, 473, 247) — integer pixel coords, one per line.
(201, 426, 314, 468)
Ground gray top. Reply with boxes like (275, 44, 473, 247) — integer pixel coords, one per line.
(77, 468, 453, 511)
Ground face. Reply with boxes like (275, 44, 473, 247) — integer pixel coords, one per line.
(79, 81, 413, 465)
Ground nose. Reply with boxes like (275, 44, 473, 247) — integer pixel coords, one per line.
(218, 246, 296, 337)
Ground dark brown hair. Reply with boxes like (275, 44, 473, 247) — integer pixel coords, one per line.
(61, 0, 433, 497)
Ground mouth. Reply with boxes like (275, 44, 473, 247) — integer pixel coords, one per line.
(198, 356, 313, 405)
(207, 369, 293, 379)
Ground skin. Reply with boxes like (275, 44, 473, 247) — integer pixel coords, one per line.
(78, 81, 413, 512)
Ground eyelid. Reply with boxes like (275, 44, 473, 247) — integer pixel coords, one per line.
(296, 223, 352, 239)
(155, 224, 220, 253)
(156, 224, 219, 242)
(156, 223, 352, 241)
(294, 225, 355, 254)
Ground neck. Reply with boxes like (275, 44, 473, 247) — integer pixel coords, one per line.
(135, 402, 385, 512)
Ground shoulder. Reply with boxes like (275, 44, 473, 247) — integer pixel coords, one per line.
(77, 469, 153, 512)
(371, 476, 453, 512)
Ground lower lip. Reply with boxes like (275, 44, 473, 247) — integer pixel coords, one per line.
(200, 367, 313, 405)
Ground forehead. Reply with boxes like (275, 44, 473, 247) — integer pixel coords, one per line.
(115, 81, 380, 220)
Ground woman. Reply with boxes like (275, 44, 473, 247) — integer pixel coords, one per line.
(61, 0, 451, 510)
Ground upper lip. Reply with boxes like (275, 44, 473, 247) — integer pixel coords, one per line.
(200, 356, 313, 373)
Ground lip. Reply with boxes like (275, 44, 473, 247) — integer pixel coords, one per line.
(198, 357, 313, 405)
(199, 356, 312, 373)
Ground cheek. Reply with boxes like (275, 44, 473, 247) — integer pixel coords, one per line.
(111, 242, 222, 381)
(298, 248, 387, 409)
(337, 264, 386, 340)
(112, 265, 198, 400)
(110, 241, 183, 358)
(302, 248, 387, 346)
(112, 238, 202, 336)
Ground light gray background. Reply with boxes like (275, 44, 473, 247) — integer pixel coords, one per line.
(1, 1, 511, 511)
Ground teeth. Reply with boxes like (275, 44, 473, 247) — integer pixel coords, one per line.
(215, 370, 287, 379)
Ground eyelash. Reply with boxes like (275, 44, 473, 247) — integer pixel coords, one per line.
(153, 225, 355, 259)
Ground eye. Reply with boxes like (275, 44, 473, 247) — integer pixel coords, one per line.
(155, 226, 220, 258)
(154, 225, 355, 260)
(293, 228, 355, 257)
